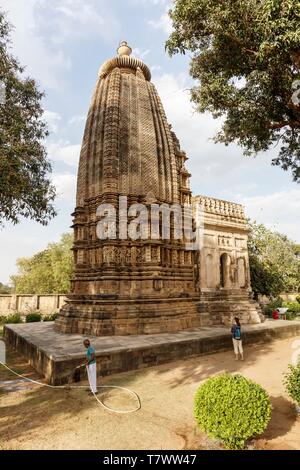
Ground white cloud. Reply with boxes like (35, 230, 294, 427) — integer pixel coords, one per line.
(132, 48, 150, 60)
(242, 189, 300, 242)
(45, 0, 120, 44)
(47, 141, 81, 167)
(148, 9, 172, 35)
(153, 72, 229, 170)
(52, 173, 77, 202)
(1, 0, 120, 90)
(2, 0, 72, 90)
(130, 0, 168, 5)
(150, 64, 163, 73)
(68, 114, 86, 126)
(43, 110, 61, 133)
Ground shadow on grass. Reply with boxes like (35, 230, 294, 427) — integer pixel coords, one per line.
(0, 348, 39, 382)
(147, 338, 278, 388)
(260, 395, 297, 441)
(0, 383, 99, 442)
(0, 343, 144, 444)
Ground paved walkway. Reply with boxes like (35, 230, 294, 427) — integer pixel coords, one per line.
(4, 319, 300, 360)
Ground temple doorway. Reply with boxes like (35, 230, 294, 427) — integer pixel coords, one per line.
(220, 253, 230, 288)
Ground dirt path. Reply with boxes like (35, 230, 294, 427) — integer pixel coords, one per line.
(0, 336, 299, 450)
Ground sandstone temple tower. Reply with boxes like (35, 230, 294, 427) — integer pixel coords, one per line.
(55, 42, 263, 336)
(55, 42, 201, 336)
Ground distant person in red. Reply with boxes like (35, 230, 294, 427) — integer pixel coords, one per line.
(272, 309, 279, 320)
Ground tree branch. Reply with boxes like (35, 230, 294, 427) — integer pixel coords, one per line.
(267, 120, 300, 129)
(224, 33, 258, 55)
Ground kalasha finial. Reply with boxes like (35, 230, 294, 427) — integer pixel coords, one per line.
(117, 41, 132, 57)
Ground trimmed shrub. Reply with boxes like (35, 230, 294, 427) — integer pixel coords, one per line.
(284, 364, 300, 407)
(43, 312, 58, 322)
(283, 301, 300, 315)
(4, 313, 23, 324)
(263, 297, 283, 317)
(296, 294, 300, 304)
(286, 311, 297, 320)
(194, 373, 272, 450)
(25, 312, 42, 323)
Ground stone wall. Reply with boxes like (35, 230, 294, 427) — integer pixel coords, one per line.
(280, 293, 299, 302)
(0, 294, 67, 317)
(259, 293, 299, 304)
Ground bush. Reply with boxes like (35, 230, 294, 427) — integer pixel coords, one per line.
(25, 312, 42, 323)
(284, 364, 300, 407)
(286, 311, 297, 320)
(283, 301, 300, 315)
(263, 297, 283, 317)
(43, 312, 58, 322)
(296, 294, 300, 304)
(4, 313, 23, 324)
(194, 373, 272, 450)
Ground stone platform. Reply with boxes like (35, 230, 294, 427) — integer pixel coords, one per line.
(4, 320, 300, 385)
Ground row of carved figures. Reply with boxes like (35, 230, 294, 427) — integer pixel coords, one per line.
(74, 245, 194, 267)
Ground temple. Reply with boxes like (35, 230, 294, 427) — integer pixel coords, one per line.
(55, 42, 263, 337)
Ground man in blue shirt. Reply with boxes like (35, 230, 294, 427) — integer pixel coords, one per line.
(83, 339, 98, 394)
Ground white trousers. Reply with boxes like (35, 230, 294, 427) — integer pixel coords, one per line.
(87, 362, 97, 393)
(232, 338, 243, 355)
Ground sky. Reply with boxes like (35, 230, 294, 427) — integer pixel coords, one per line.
(0, 0, 299, 284)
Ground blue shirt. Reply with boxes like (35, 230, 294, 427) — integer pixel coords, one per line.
(86, 346, 96, 365)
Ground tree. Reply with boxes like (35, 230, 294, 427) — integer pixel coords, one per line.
(248, 221, 300, 297)
(166, 0, 300, 181)
(11, 233, 74, 294)
(0, 281, 11, 293)
(0, 10, 56, 226)
(293, 243, 300, 258)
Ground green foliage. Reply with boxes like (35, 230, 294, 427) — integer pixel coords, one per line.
(3, 313, 22, 324)
(263, 297, 283, 317)
(283, 301, 300, 315)
(0, 282, 11, 294)
(43, 312, 58, 322)
(284, 364, 300, 406)
(296, 294, 300, 304)
(25, 312, 42, 323)
(284, 301, 300, 312)
(166, 0, 300, 180)
(194, 373, 272, 449)
(294, 245, 300, 258)
(0, 10, 56, 225)
(285, 312, 296, 320)
(11, 233, 74, 294)
(248, 221, 300, 297)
